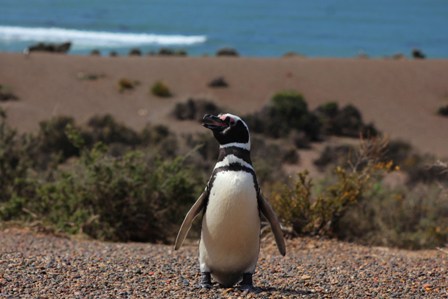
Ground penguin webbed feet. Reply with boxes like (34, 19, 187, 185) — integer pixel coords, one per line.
(199, 272, 212, 289)
(238, 273, 254, 291)
(199, 272, 255, 291)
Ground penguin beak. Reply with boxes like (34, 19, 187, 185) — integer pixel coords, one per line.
(202, 114, 228, 132)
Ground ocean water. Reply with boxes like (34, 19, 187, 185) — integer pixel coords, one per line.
(1, 0, 447, 58)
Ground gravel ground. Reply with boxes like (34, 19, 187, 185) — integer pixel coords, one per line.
(0, 228, 446, 298)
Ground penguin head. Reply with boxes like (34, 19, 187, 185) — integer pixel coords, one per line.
(202, 113, 250, 150)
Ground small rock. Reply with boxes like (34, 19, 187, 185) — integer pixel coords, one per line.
(300, 274, 312, 280)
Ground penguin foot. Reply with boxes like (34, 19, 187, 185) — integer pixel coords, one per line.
(199, 272, 212, 289)
(238, 273, 254, 290)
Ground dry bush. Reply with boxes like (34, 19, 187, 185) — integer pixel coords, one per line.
(272, 136, 447, 248)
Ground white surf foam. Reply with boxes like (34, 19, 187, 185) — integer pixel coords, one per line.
(0, 26, 207, 48)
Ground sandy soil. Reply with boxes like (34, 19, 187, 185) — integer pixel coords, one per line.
(1, 53, 447, 158)
(0, 228, 446, 298)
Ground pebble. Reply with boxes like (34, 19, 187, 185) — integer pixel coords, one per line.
(0, 229, 446, 298)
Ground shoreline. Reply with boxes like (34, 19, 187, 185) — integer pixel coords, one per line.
(1, 52, 448, 157)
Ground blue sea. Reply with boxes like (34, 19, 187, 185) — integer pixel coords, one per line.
(1, 0, 447, 58)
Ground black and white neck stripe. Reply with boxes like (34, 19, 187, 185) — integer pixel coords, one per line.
(209, 146, 258, 190)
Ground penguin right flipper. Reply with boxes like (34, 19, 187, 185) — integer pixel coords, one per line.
(174, 191, 207, 250)
(258, 193, 286, 256)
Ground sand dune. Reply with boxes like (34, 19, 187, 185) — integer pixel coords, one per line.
(0, 53, 447, 157)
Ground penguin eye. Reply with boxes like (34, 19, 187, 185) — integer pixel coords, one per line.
(227, 117, 236, 126)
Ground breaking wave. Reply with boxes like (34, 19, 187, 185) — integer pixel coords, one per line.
(0, 26, 207, 48)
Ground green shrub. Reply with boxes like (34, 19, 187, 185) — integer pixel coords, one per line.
(38, 117, 80, 156)
(151, 81, 172, 98)
(438, 105, 448, 117)
(128, 48, 142, 56)
(184, 132, 218, 170)
(172, 98, 222, 121)
(1, 141, 201, 242)
(33, 114, 177, 161)
(184, 133, 290, 187)
(314, 102, 378, 138)
(250, 137, 289, 185)
(216, 48, 239, 57)
(282, 148, 300, 164)
(338, 183, 448, 249)
(0, 111, 196, 242)
(0, 109, 35, 203)
(312, 139, 448, 186)
(313, 145, 353, 171)
(86, 115, 141, 147)
(244, 91, 322, 140)
(156, 48, 187, 56)
(406, 159, 448, 186)
(288, 130, 311, 149)
(267, 91, 311, 138)
(208, 77, 229, 88)
(118, 78, 139, 92)
(90, 49, 101, 56)
(34, 116, 81, 167)
(0, 84, 19, 101)
(1, 107, 445, 249)
(140, 124, 178, 158)
(77, 72, 106, 81)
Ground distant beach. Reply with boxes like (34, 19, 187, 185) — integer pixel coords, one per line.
(1, 0, 448, 57)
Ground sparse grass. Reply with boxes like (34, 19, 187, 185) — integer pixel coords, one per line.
(151, 81, 172, 98)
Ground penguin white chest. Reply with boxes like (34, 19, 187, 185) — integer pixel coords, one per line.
(200, 170, 260, 275)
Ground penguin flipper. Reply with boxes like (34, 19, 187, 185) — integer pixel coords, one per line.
(174, 191, 207, 250)
(258, 194, 286, 256)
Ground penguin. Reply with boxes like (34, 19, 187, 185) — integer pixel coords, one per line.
(174, 113, 286, 289)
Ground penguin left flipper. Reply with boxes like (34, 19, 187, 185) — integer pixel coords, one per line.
(258, 194, 286, 256)
(174, 191, 208, 250)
